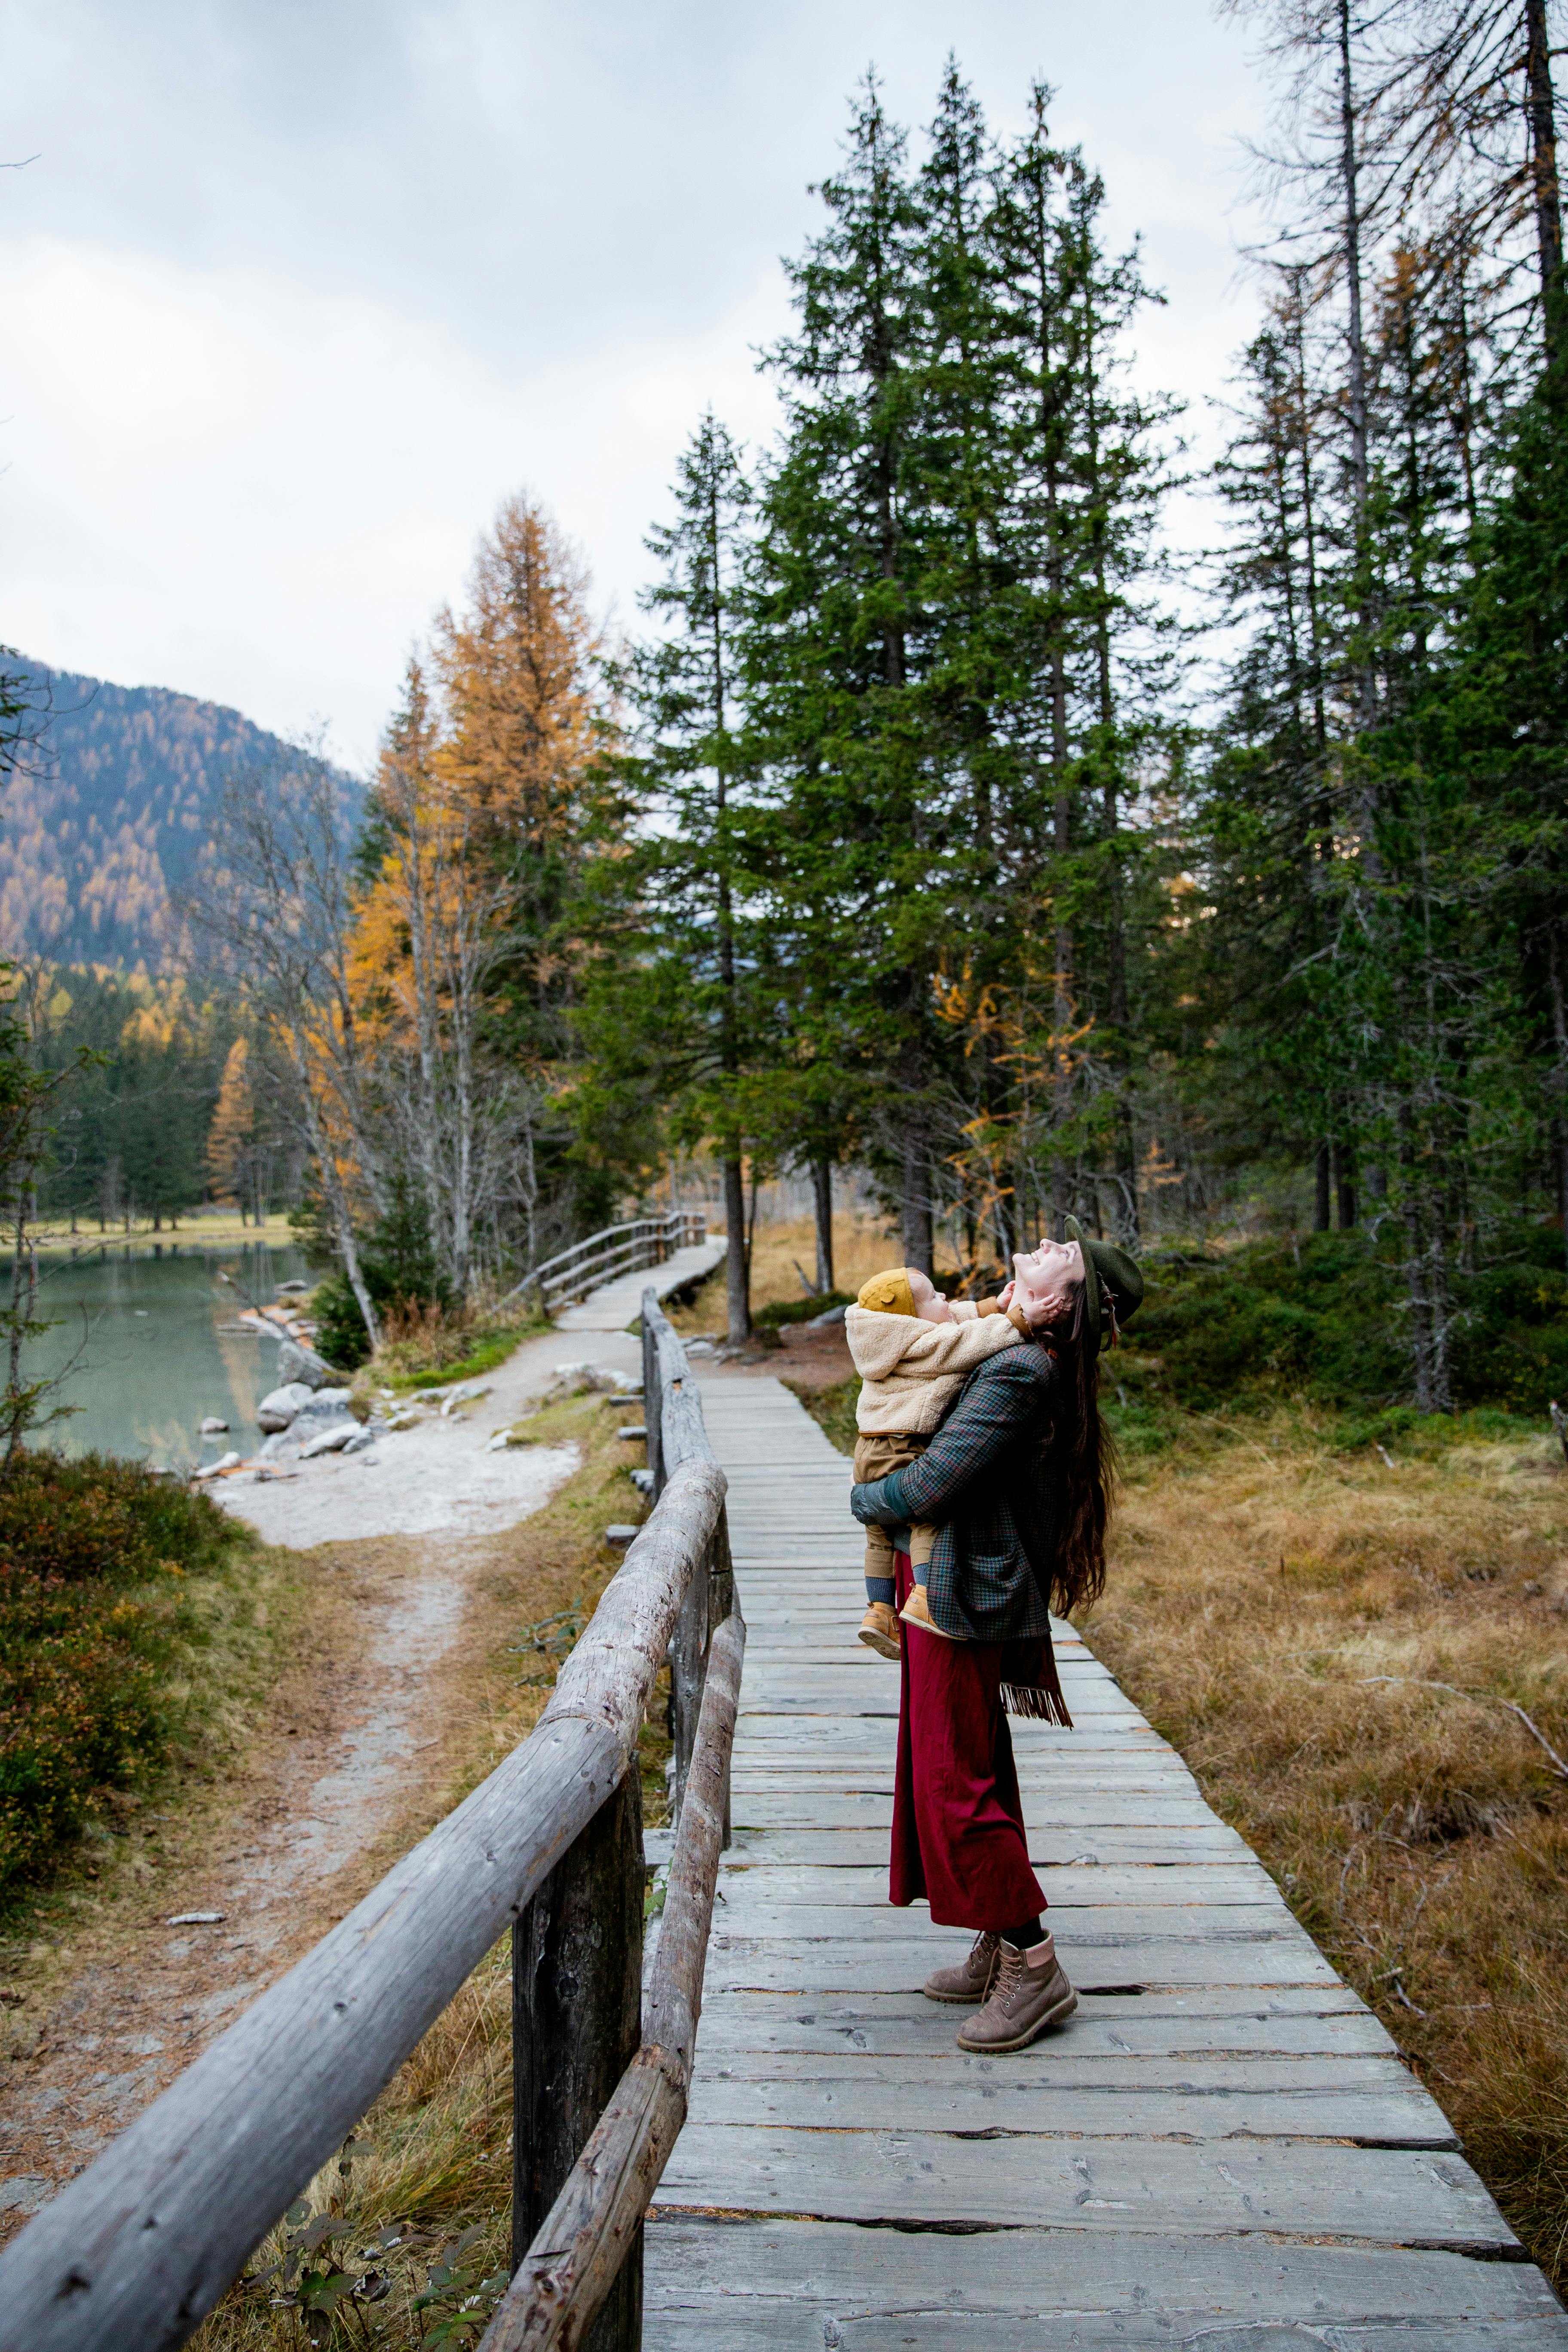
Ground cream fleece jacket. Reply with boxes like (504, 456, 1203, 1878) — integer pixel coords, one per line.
(846, 1299, 1023, 1435)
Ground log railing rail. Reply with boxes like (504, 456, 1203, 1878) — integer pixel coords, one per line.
(0, 1291, 738, 2352)
(508, 1212, 707, 1315)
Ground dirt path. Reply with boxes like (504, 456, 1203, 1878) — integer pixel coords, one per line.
(0, 1488, 575, 2233)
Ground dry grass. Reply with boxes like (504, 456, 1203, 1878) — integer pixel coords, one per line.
(191, 1390, 668, 2351)
(368, 1292, 551, 1391)
(1084, 1417, 1568, 2288)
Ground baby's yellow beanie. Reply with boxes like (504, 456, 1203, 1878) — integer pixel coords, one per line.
(857, 1266, 918, 1317)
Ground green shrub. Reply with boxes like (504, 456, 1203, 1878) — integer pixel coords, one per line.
(1129, 1228, 1568, 1428)
(311, 1269, 374, 1369)
(0, 1452, 245, 1890)
(753, 1290, 853, 1330)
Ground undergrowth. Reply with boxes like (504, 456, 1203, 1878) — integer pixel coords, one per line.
(367, 1298, 551, 1393)
(1124, 1227, 1568, 1424)
(0, 1453, 262, 1899)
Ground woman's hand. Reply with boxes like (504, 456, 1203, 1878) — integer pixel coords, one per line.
(851, 1476, 910, 1526)
(1010, 1240, 1084, 1329)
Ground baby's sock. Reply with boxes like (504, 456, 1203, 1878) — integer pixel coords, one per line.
(866, 1575, 895, 1610)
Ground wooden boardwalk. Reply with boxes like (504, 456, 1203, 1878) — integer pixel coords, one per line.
(643, 1374, 1568, 2348)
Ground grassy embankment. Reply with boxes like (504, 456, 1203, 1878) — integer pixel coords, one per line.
(0, 1455, 279, 1924)
(791, 1230, 1568, 2291)
(364, 1295, 554, 1392)
(190, 1385, 666, 2351)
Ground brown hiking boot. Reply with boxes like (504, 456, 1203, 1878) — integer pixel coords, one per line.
(923, 1930, 1001, 2005)
(899, 1583, 960, 1640)
(926, 1929, 1001, 2004)
(956, 1932, 1078, 2051)
(858, 1601, 901, 1659)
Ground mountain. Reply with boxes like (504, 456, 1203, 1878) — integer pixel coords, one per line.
(0, 663, 364, 969)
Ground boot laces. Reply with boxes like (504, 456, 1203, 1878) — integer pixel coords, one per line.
(968, 1930, 998, 1985)
(995, 1942, 1027, 2012)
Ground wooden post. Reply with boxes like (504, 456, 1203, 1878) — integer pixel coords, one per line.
(512, 1770, 644, 2351)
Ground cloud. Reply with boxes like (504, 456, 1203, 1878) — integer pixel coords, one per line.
(0, 0, 1268, 767)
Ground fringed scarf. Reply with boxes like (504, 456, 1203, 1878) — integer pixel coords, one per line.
(999, 1632, 1073, 1726)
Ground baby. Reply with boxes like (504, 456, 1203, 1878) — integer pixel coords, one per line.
(847, 1266, 1027, 1655)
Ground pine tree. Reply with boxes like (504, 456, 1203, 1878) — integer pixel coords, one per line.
(592, 414, 774, 1340)
(752, 77, 942, 1273)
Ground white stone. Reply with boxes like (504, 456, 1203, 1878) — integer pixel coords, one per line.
(193, 1452, 241, 1481)
(299, 1421, 360, 1458)
(256, 1382, 315, 1434)
(277, 1337, 336, 1390)
(198, 1415, 229, 1435)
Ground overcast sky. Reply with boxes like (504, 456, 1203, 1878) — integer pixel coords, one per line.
(0, 1, 1272, 774)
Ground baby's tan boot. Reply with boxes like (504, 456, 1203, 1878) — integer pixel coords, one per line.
(858, 1601, 901, 1659)
(900, 1583, 959, 1640)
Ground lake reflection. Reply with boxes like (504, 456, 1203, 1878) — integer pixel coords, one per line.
(27, 1242, 326, 1468)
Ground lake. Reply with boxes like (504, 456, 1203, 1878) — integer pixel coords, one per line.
(24, 1241, 325, 1468)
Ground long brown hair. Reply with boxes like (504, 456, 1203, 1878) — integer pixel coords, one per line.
(1039, 1286, 1118, 1617)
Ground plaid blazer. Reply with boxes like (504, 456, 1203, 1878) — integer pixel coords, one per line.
(851, 1343, 1060, 1646)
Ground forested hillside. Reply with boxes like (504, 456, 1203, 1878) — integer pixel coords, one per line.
(0, 665, 361, 968)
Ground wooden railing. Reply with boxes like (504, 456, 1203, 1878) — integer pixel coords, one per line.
(0, 1291, 739, 2352)
(509, 1213, 708, 1315)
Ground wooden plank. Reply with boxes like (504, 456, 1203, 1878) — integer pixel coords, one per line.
(652, 2125, 1517, 2248)
(644, 2217, 1568, 2347)
(687, 2001, 1403, 2062)
(730, 1794, 1230, 1827)
(711, 1865, 1282, 1907)
(691, 2013, 1401, 2070)
(685, 2076, 1456, 2145)
(657, 1825, 1256, 1866)
(646, 2306, 1568, 2351)
(729, 1764, 1204, 1788)
(698, 1936, 1342, 1993)
(705, 1901, 1303, 1941)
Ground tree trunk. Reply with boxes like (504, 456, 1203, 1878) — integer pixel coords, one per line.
(1314, 1141, 1332, 1233)
(812, 1159, 834, 1293)
(900, 1114, 934, 1277)
(1337, 0, 1381, 761)
(1525, 0, 1564, 364)
(723, 1158, 749, 1343)
(1546, 919, 1568, 1271)
(1335, 1141, 1357, 1232)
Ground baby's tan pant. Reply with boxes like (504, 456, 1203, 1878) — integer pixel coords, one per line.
(853, 1431, 936, 1574)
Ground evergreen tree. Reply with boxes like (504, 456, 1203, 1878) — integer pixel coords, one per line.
(586, 414, 774, 1340)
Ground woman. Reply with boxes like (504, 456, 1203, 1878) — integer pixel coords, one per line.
(850, 1217, 1143, 2053)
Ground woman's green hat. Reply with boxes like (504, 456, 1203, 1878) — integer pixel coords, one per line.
(1064, 1216, 1144, 1354)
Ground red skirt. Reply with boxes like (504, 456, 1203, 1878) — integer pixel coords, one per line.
(889, 1552, 1048, 1930)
